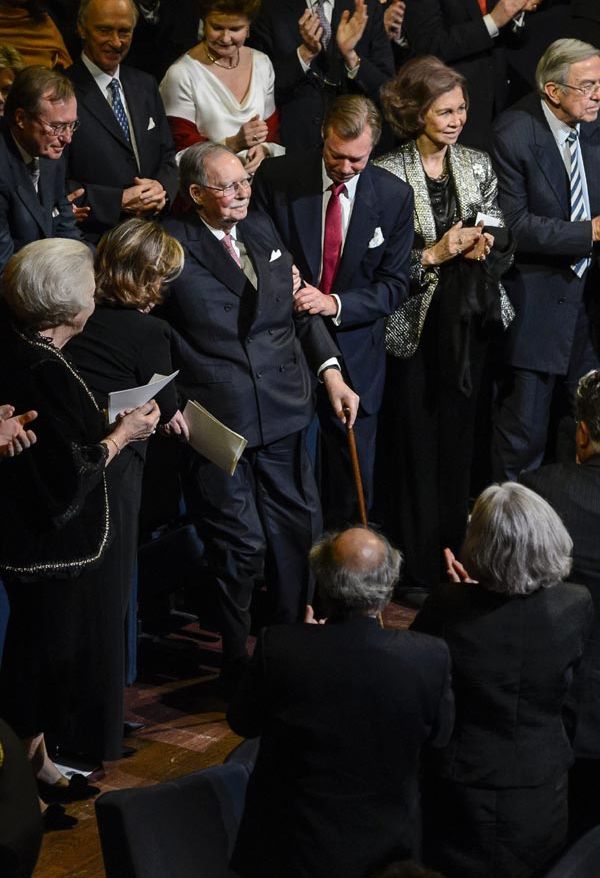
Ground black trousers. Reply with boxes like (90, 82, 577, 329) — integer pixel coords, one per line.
(182, 430, 322, 661)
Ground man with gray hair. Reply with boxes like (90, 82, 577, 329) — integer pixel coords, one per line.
(227, 526, 454, 878)
(492, 38, 600, 481)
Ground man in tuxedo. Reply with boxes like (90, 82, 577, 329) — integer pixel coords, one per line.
(228, 526, 454, 878)
(162, 142, 359, 687)
(252, 96, 413, 526)
(492, 38, 600, 480)
(65, 0, 177, 241)
(248, 0, 393, 152)
(0, 66, 82, 272)
(403, 0, 540, 149)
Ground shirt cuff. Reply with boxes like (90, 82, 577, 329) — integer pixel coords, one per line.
(317, 357, 341, 378)
(483, 13, 499, 38)
(331, 293, 342, 325)
(345, 59, 360, 79)
(297, 46, 312, 73)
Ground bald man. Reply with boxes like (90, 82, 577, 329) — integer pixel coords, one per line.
(228, 527, 454, 878)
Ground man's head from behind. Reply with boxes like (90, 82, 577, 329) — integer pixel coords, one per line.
(77, 0, 138, 75)
(309, 527, 402, 617)
(575, 369, 600, 462)
(537, 38, 600, 126)
(321, 95, 381, 185)
(5, 66, 77, 159)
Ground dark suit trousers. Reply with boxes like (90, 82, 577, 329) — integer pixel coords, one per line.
(182, 430, 321, 661)
(492, 296, 600, 481)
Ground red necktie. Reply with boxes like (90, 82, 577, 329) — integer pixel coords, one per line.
(221, 233, 242, 268)
(477, 0, 487, 13)
(320, 183, 346, 294)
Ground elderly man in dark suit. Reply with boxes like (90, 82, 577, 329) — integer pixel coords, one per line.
(403, 0, 541, 149)
(519, 367, 600, 838)
(228, 526, 454, 878)
(162, 142, 359, 688)
(248, 0, 393, 153)
(492, 38, 600, 481)
(0, 66, 82, 272)
(65, 0, 177, 241)
(252, 95, 413, 526)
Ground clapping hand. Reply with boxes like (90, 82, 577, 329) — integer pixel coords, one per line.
(0, 406, 38, 458)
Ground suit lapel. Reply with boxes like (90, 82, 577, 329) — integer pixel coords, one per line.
(186, 220, 248, 298)
(400, 140, 438, 247)
(581, 121, 600, 217)
(37, 159, 56, 234)
(288, 154, 324, 283)
(120, 67, 147, 156)
(448, 144, 486, 221)
(7, 142, 50, 235)
(74, 62, 134, 152)
(529, 104, 570, 217)
(335, 168, 379, 289)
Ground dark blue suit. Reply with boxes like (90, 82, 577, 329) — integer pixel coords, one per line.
(491, 93, 600, 479)
(0, 124, 81, 272)
(252, 149, 413, 523)
(65, 58, 178, 241)
(162, 211, 339, 661)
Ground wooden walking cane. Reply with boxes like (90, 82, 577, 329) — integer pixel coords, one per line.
(344, 408, 384, 628)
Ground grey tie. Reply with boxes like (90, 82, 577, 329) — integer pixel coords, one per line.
(314, 0, 332, 48)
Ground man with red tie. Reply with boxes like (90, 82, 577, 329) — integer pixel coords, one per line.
(402, 0, 541, 149)
(252, 95, 413, 526)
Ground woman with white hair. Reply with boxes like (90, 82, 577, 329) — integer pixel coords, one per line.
(411, 482, 593, 878)
(0, 238, 159, 823)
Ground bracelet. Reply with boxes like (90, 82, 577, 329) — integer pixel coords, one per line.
(104, 435, 121, 456)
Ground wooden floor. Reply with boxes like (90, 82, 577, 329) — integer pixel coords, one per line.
(35, 602, 416, 878)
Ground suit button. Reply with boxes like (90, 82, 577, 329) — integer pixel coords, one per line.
(279, 365, 285, 372)
(224, 304, 232, 311)
(268, 329, 274, 335)
(256, 372, 262, 379)
(557, 297, 566, 304)
(247, 336, 252, 343)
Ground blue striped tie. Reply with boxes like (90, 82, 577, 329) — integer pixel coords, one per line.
(108, 78, 131, 145)
(567, 129, 589, 277)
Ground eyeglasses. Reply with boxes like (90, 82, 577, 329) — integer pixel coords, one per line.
(202, 175, 253, 197)
(33, 116, 80, 135)
(557, 80, 600, 98)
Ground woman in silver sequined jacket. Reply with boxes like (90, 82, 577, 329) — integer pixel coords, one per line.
(375, 55, 514, 592)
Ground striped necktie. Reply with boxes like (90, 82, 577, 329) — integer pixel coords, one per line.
(567, 129, 590, 278)
(108, 78, 131, 144)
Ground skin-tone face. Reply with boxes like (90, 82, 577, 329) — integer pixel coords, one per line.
(544, 55, 600, 126)
(78, 0, 135, 76)
(13, 94, 78, 158)
(0, 67, 15, 117)
(322, 125, 374, 185)
(420, 85, 467, 151)
(189, 151, 252, 230)
(203, 12, 250, 59)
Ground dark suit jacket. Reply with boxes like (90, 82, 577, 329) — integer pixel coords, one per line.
(65, 58, 178, 240)
(520, 456, 600, 758)
(228, 616, 454, 878)
(403, 0, 512, 149)
(412, 581, 593, 787)
(251, 152, 413, 414)
(162, 211, 339, 448)
(248, 0, 394, 152)
(492, 93, 600, 374)
(0, 124, 81, 271)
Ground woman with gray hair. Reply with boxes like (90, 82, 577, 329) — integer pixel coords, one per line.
(0, 238, 159, 823)
(411, 482, 593, 878)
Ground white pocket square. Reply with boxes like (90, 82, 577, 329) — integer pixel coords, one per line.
(147, 117, 156, 130)
(368, 227, 384, 249)
(269, 249, 282, 262)
(51, 206, 60, 218)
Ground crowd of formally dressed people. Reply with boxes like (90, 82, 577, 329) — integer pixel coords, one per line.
(1, 0, 600, 876)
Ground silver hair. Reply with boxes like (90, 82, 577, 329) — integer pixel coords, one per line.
(461, 482, 572, 595)
(3, 238, 94, 330)
(536, 38, 600, 95)
(179, 141, 238, 195)
(77, 0, 139, 29)
(309, 528, 402, 614)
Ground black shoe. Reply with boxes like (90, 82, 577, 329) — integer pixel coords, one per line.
(38, 772, 100, 803)
(123, 721, 146, 737)
(43, 803, 78, 832)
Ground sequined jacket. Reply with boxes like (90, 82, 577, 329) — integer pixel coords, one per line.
(375, 141, 514, 358)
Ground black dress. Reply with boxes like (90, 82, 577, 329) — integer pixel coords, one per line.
(0, 317, 124, 760)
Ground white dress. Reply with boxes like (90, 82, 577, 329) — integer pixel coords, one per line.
(159, 49, 285, 161)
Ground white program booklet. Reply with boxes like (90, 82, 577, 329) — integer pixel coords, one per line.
(183, 399, 247, 476)
(107, 370, 179, 423)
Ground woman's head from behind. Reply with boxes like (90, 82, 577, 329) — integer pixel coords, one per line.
(95, 218, 184, 311)
(380, 55, 468, 144)
(3, 238, 95, 331)
(462, 482, 572, 596)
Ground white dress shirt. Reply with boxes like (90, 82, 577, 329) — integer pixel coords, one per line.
(81, 52, 141, 170)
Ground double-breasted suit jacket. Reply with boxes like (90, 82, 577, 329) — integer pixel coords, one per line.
(248, 0, 394, 152)
(0, 124, 82, 271)
(492, 93, 600, 375)
(66, 59, 178, 240)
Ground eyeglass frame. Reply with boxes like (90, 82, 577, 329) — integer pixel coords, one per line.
(200, 174, 254, 198)
(556, 80, 600, 98)
(30, 115, 81, 135)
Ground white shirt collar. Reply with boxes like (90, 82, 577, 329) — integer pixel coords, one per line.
(321, 160, 360, 200)
(81, 51, 122, 91)
(200, 217, 238, 241)
(541, 98, 580, 146)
